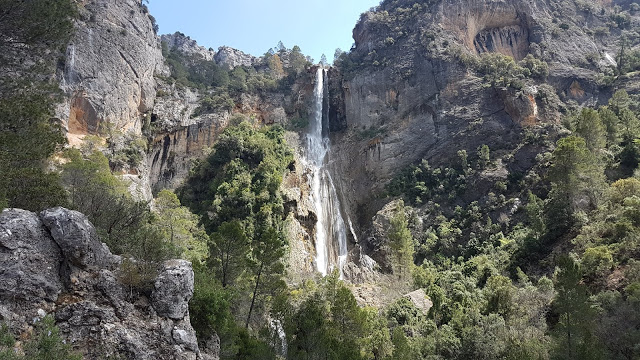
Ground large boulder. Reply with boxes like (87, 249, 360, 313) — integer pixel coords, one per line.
(0, 208, 207, 359)
(40, 207, 117, 269)
(403, 289, 433, 315)
(0, 209, 63, 304)
(151, 259, 195, 320)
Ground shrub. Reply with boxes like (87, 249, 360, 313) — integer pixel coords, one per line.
(193, 93, 235, 116)
(519, 54, 549, 78)
(0, 316, 81, 360)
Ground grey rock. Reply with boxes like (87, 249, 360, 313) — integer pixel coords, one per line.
(0, 209, 63, 304)
(214, 46, 258, 69)
(147, 111, 230, 192)
(56, 0, 167, 136)
(40, 207, 116, 269)
(363, 200, 406, 272)
(172, 323, 199, 351)
(403, 289, 433, 315)
(0, 208, 203, 359)
(161, 32, 215, 62)
(325, 0, 620, 267)
(151, 260, 195, 320)
(201, 334, 221, 360)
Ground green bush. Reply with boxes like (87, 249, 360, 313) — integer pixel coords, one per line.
(193, 93, 235, 116)
(0, 316, 81, 360)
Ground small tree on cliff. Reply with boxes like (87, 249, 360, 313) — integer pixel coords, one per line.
(388, 201, 415, 278)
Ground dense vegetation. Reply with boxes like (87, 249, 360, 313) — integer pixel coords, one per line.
(177, 117, 295, 358)
(160, 37, 312, 123)
(0, 0, 76, 210)
(379, 90, 640, 359)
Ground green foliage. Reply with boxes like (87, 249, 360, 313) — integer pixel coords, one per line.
(180, 119, 293, 350)
(545, 136, 605, 237)
(278, 275, 382, 360)
(189, 265, 235, 344)
(61, 149, 148, 250)
(0, 89, 68, 211)
(388, 201, 415, 277)
(0, 0, 76, 55)
(193, 93, 235, 116)
(460, 52, 549, 88)
(180, 120, 292, 235)
(0, 316, 81, 360)
(60, 150, 185, 293)
(0, 0, 76, 211)
(572, 108, 606, 152)
(209, 220, 250, 288)
(24, 316, 81, 360)
(519, 54, 550, 79)
(386, 159, 468, 205)
(106, 133, 148, 171)
(152, 190, 208, 263)
(477, 144, 490, 169)
(551, 256, 603, 359)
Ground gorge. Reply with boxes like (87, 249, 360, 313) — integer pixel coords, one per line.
(2, 0, 640, 358)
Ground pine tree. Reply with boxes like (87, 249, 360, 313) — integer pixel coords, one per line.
(552, 256, 603, 360)
(388, 201, 415, 278)
(573, 108, 606, 152)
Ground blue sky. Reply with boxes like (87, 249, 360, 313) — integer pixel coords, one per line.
(148, 0, 381, 63)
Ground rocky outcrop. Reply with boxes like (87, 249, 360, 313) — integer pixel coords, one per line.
(147, 111, 230, 192)
(403, 289, 433, 315)
(214, 46, 259, 69)
(57, 0, 167, 139)
(0, 208, 212, 360)
(161, 32, 216, 62)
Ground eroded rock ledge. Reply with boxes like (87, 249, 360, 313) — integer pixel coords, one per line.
(0, 208, 215, 360)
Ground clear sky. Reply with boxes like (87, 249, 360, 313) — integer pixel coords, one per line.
(148, 0, 381, 63)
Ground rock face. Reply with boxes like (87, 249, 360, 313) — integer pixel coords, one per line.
(57, 0, 167, 139)
(151, 260, 195, 320)
(325, 0, 626, 266)
(0, 208, 212, 360)
(161, 32, 216, 62)
(147, 111, 230, 192)
(214, 46, 259, 69)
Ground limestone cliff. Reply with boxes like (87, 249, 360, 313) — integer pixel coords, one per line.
(161, 32, 216, 62)
(323, 0, 639, 268)
(57, 0, 166, 141)
(0, 207, 217, 359)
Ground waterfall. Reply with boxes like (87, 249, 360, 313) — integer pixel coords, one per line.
(303, 68, 349, 277)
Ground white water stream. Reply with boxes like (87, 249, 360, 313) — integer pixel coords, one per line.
(304, 68, 348, 277)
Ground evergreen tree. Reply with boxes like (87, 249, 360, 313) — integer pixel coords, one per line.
(210, 221, 250, 288)
(153, 190, 208, 263)
(388, 201, 415, 278)
(573, 108, 606, 152)
(545, 136, 605, 237)
(552, 256, 603, 360)
(598, 106, 620, 147)
(246, 227, 286, 328)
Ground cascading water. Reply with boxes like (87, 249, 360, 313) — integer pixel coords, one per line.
(303, 68, 349, 277)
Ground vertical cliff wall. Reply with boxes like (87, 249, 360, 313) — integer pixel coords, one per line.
(56, 0, 167, 143)
(325, 0, 629, 269)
